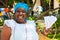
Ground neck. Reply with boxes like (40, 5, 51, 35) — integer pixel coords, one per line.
(14, 19, 26, 24)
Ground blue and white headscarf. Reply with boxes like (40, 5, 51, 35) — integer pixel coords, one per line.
(14, 2, 29, 13)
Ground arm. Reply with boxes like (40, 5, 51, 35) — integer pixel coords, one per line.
(36, 27, 50, 36)
(36, 27, 50, 40)
(1, 25, 11, 40)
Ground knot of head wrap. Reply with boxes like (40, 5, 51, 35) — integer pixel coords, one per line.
(14, 2, 29, 13)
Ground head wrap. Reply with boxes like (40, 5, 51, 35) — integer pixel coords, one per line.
(14, 2, 29, 13)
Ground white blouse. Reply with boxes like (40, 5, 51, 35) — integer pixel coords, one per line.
(4, 19, 38, 40)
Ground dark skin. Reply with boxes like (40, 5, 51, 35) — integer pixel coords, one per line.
(1, 8, 27, 40)
(14, 8, 27, 24)
(1, 8, 49, 40)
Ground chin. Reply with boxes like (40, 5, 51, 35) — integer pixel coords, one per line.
(17, 19, 25, 23)
(15, 18, 25, 23)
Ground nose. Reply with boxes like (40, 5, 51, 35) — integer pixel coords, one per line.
(19, 12, 23, 15)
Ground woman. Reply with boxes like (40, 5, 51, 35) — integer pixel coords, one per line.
(1, 2, 49, 40)
(1, 2, 39, 40)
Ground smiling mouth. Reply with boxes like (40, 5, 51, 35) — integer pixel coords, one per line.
(18, 16, 23, 19)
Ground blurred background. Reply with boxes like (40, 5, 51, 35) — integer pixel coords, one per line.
(0, 0, 60, 40)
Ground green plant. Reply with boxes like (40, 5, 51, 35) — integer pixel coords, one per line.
(35, 20, 44, 32)
(47, 17, 60, 39)
(0, 17, 4, 26)
(28, 16, 34, 20)
(0, 30, 1, 33)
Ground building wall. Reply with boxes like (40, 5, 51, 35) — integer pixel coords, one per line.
(33, 0, 41, 11)
(32, 0, 41, 5)
(33, 0, 60, 10)
(54, 0, 59, 9)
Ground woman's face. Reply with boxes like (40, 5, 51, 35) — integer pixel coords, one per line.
(14, 8, 27, 23)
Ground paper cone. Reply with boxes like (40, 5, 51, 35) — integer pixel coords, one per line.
(44, 16, 57, 30)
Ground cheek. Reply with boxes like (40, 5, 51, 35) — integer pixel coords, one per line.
(14, 13, 27, 18)
(23, 14, 26, 18)
(14, 14, 18, 18)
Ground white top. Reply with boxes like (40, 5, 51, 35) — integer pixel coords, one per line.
(4, 19, 38, 40)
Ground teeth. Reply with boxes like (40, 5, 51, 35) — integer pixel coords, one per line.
(19, 16, 23, 19)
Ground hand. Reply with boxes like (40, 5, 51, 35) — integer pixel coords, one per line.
(43, 28, 51, 36)
(43, 30, 49, 36)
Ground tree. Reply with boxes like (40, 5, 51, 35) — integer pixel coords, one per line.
(0, 0, 37, 9)
(0, 0, 7, 7)
(57, 0, 60, 3)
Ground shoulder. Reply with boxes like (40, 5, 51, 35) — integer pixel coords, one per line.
(4, 19, 15, 27)
(26, 20, 36, 30)
(4, 19, 14, 24)
(27, 20, 35, 23)
(27, 20, 36, 26)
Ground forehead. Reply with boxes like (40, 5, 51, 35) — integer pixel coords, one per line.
(16, 8, 26, 12)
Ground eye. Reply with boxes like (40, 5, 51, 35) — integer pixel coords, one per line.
(16, 11, 20, 13)
(16, 10, 26, 14)
(22, 11, 26, 13)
